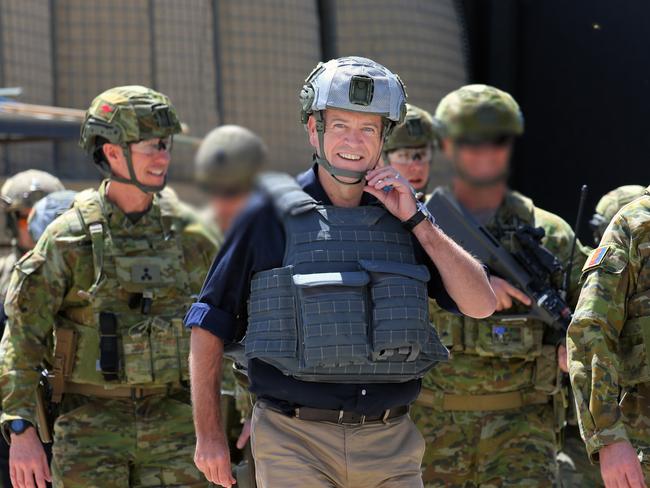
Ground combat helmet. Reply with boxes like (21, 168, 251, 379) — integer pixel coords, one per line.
(300, 56, 407, 183)
(435, 84, 524, 142)
(79, 85, 182, 193)
(383, 104, 439, 153)
(0, 169, 65, 239)
(195, 125, 267, 195)
(590, 184, 646, 244)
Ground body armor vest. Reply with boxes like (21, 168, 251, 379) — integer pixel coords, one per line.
(244, 173, 448, 383)
(55, 188, 193, 388)
(432, 190, 547, 362)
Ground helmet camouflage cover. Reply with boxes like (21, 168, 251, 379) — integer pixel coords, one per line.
(79, 85, 182, 192)
(0, 170, 65, 212)
(299, 56, 407, 182)
(435, 84, 524, 141)
(383, 103, 439, 153)
(590, 184, 646, 245)
(195, 125, 268, 195)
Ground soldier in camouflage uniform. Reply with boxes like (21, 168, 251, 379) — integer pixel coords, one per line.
(410, 84, 590, 487)
(194, 124, 268, 488)
(568, 187, 650, 487)
(383, 104, 440, 200)
(0, 170, 64, 488)
(589, 185, 646, 246)
(0, 170, 64, 307)
(558, 186, 645, 488)
(0, 86, 217, 488)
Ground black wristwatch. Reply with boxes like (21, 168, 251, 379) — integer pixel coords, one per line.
(402, 202, 435, 232)
(7, 419, 32, 436)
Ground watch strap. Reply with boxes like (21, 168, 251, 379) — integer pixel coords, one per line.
(401, 209, 427, 231)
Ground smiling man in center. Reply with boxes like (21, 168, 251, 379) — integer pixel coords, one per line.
(185, 56, 496, 488)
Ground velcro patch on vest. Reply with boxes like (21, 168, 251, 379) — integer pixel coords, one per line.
(131, 264, 162, 283)
(583, 245, 611, 272)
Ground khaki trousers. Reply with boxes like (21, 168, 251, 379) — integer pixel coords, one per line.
(251, 402, 425, 488)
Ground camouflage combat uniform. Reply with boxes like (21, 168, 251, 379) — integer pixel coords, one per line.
(0, 170, 65, 488)
(0, 181, 217, 487)
(0, 169, 66, 313)
(0, 248, 19, 304)
(411, 190, 588, 487)
(568, 187, 650, 481)
(556, 186, 646, 488)
(0, 86, 218, 487)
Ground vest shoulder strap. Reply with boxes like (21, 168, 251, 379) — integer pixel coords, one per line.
(256, 172, 318, 217)
(70, 189, 106, 300)
(70, 189, 106, 234)
(156, 187, 187, 235)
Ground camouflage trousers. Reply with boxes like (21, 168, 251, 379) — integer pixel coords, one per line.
(411, 401, 558, 487)
(51, 392, 207, 488)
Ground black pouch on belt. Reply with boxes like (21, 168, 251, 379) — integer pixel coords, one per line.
(99, 312, 119, 381)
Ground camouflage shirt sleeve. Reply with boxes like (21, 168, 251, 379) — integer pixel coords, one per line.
(0, 229, 69, 426)
(567, 213, 634, 460)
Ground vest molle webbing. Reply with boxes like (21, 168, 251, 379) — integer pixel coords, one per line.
(53, 188, 193, 392)
(245, 173, 448, 383)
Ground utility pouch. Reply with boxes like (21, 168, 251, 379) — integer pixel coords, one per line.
(99, 312, 119, 381)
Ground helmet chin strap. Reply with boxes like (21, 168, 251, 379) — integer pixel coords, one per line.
(108, 145, 167, 194)
(313, 111, 370, 185)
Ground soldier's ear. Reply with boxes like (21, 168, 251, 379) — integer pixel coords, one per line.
(102, 143, 122, 163)
(307, 115, 319, 150)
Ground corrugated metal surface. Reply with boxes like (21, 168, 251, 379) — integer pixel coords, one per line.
(216, 0, 321, 174)
(0, 0, 55, 174)
(0, 1, 467, 183)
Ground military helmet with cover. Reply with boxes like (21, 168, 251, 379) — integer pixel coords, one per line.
(383, 103, 439, 153)
(435, 84, 524, 142)
(0, 170, 65, 212)
(79, 85, 182, 193)
(590, 184, 646, 245)
(195, 125, 268, 195)
(0, 169, 65, 240)
(299, 56, 407, 182)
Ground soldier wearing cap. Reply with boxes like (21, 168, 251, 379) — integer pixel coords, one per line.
(410, 84, 590, 486)
(383, 104, 440, 200)
(0, 85, 217, 488)
(185, 57, 495, 488)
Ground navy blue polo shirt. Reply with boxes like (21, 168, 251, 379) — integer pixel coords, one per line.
(184, 165, 457, 415)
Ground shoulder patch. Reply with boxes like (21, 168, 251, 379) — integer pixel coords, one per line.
(583, 245, 611, 272)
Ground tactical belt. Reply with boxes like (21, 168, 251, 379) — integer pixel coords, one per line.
(278, 404, 409, 425)
(416, 388, 549, 411)
(64, 382, 180, 400)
